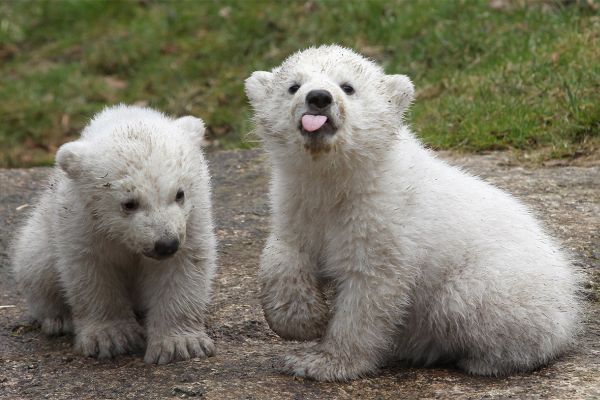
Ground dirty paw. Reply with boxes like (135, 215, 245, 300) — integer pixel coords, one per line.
(262, 293, 329, 341)
(74, 320, 145, 359)
(144, 331, 215, 365)
(280, 347, 376, 382)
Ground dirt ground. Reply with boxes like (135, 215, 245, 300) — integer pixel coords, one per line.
(1, 149, 598, 399)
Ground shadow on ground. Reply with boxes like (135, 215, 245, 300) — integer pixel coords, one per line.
(1, 149, 598, 399)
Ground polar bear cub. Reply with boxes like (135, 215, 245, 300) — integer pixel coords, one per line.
(12, 105, 217, 364)
(245, 45, 580, 381)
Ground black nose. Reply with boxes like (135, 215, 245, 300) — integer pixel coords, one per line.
(154, 238, 180, 257)
(306, 90, 333, 110)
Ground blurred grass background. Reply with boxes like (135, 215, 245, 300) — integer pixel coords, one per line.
(0, 0, 598, 167)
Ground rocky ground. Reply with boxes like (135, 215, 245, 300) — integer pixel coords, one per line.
(1, 149, 598, 399)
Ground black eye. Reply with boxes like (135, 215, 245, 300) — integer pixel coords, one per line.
(175, 189, 185, 203)
(341, 83, 355, 95)
(288, 84, 300, 94)
(122, 199, 139, 212)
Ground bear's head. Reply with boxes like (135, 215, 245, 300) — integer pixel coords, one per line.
(56, 107, 209, 260)
(245, 45, 414, 159)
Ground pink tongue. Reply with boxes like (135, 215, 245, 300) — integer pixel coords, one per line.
(301, 115, 327, 132)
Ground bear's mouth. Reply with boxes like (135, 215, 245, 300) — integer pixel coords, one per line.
(143, 250, 178, 260)
(298, 113, 337, 155)
(299, 113, 337, 136)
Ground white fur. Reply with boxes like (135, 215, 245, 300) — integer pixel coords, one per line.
(246, 45, 581, 381)
(12, 105, 217, 364)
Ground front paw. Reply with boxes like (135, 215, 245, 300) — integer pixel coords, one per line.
(280, 345, 377, 382)
(74, 320, 145, 359)
(262, 294, 329, 341)
(144, 331, 215, 365)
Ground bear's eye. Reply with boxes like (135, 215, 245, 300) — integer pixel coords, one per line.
(175, 189, 185, 203)
(122, 199, 139, 213)
(288, 84, 300, 94)
(341, 83, 355, 95)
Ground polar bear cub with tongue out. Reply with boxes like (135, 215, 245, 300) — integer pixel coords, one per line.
(245, 45, 580, 381)
(12, 105, 217, 364)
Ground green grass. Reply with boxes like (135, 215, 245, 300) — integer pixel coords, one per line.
(0, 0, 598, 167)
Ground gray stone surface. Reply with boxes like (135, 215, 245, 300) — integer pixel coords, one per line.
(0, 149, 598, 399)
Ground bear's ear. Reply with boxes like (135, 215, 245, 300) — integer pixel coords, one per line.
(384, 74, 415, 113)
(245, 71, 273, 107)
(56, 141, 90, 179)
(175, 116, 205, 147)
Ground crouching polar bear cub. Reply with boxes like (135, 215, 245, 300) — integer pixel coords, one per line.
(246, 45, 580, 381)
(12, 105, 217, 364)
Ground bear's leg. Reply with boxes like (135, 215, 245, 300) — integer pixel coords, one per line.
(13, 214, 72, 336)
(58, 252, 145, 359)
(456, 357, 530, 376)
(426, 257, 579, 376)
(141, 253, 215, 365)
(452, 306, 576, 376)
(455, 331, 567, 377)
(15, 249, 72, 336)
(281, 272, 407, 381)
(25, 270, 72, 336)
(259, 235, 329, 341)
